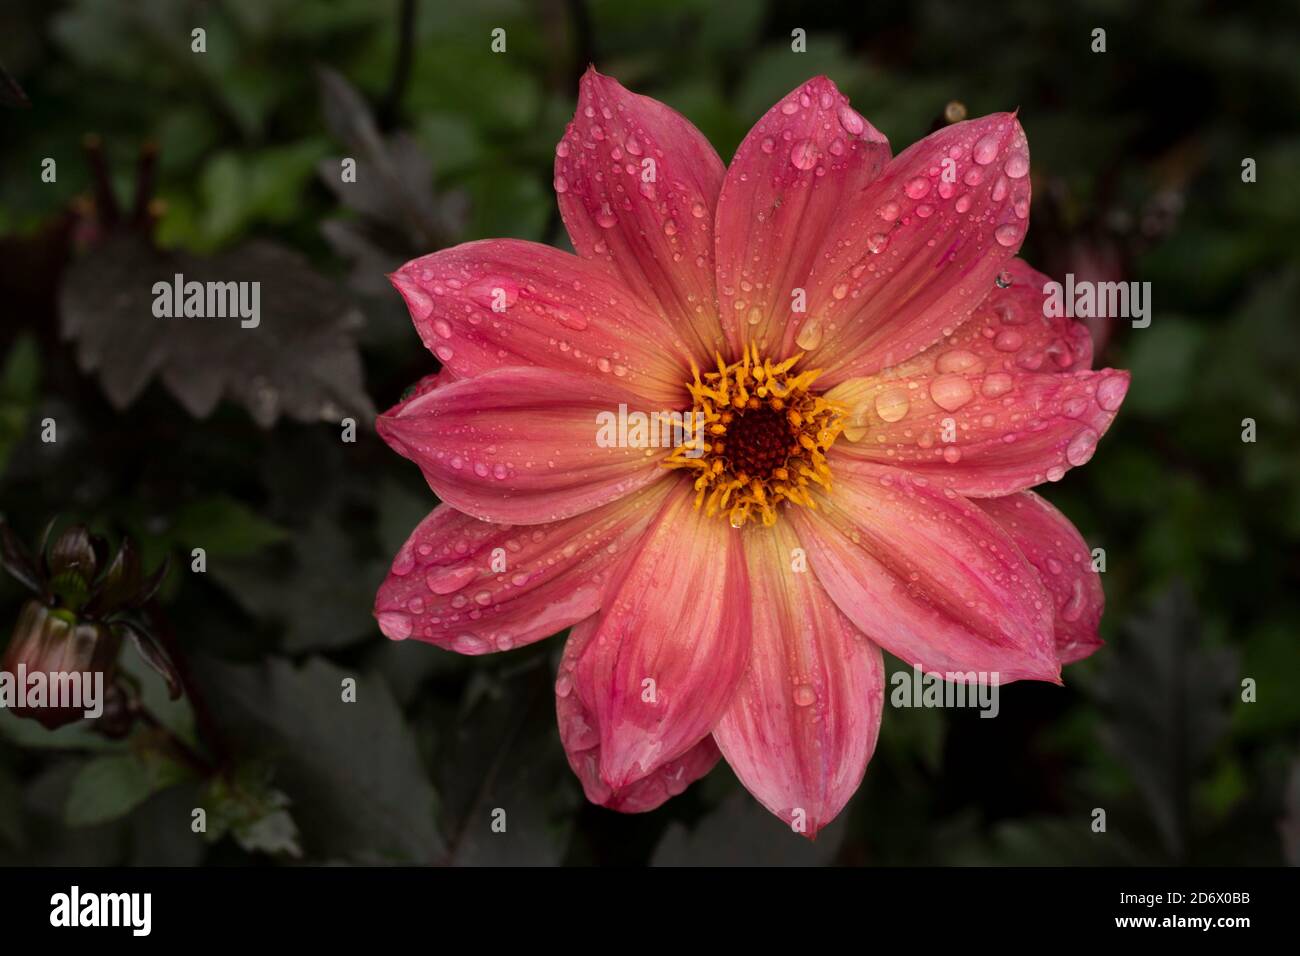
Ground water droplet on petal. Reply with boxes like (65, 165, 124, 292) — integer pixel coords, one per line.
(936, 349, 981, 373)
(377, 611, 412, 641)
(790, 139, 820, 170)
(905, 176, 931, 199)
(837, 105, 865, 136)
(1065, 429, 1099, 466)
(994, 329, 1024, 351)
(793, 684, 817, 707)
(795, 318, 824, 350)
(874, 388, 911, 422)
(981, 372, 1013, 397)
(426, 565, 478, 595)
(973, 132, 1001, 165)
(930, 374, 975, 411)
(994, 223, 1022, 247)
(1097, 375, 1129, 411)
(1004, 152, 1029, 178)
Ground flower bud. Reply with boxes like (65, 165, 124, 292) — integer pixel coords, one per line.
(1, 599, 121, 729)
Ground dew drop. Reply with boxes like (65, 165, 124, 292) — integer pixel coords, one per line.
(377, 611, 412, 641)
(874, 388, 911, 423)
(790, 139, 820, 170)
(994, 223, 1022, 247)
(973, 132, 1001, 165)
(929, 374, 975, 411)
(1004, 152, 1029, 179)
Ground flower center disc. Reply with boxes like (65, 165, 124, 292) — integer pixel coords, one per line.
(664, 345, 845, 528)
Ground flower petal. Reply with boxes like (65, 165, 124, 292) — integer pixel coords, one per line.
(712, 521, 885, 838)
(557, 616, 722, 812)
(975, 491, 1105, 665)
(373, 480, 674, 653)
(569, 481, 751, 789)
(784, 113, 1033, 386)
(827, 363, 1130, 497)
(390, 239, 693, 407)
(914, 258, 1094, 374)
(789, 462, 1059, 683)
(376, 366, 670, 524)
(556, 67, 726, 358)
(714, 76, 891, 357)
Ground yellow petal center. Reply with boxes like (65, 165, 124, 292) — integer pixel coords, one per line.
(664, 345, 846, 528)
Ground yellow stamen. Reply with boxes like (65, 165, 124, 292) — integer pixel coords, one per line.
(663, 346, 846, 528)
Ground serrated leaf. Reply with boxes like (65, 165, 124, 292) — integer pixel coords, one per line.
(317, 67, 464, 251)
(652, 790, 847, 867)
(58, 234, 374, 427)
(169, 495, 288, 558)
(193, 655, 443, 863)
(436, 651, 577, 866)
(208, 514, 380, 653)
(64, 752, 190, 827)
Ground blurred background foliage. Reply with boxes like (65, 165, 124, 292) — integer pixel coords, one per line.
(0, 0, 1297, 865)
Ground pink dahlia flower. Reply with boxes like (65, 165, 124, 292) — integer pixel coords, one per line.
(375, 70, 1129, 836)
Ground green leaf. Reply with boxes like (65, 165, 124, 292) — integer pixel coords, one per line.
(64, 752, 190, 828)
(436, 651, 577, 866)
(201, 763, 301, 858)
(652, 790, 847, 866)
(0, 333, 40, 477)
(169, 495, 288, 558)
(194, 655, 443, 863)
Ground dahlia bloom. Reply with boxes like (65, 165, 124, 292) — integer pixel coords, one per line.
(375, 70, 1128, 836)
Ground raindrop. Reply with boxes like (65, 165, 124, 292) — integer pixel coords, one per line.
(837, 105, 865, 136)
(973, 132, 1000, 165)
(1097, 375, 1128, 411)
(790, 139, 820, 170)
(904, 176, 931, 199)
(1065, 429, 1099, 466)
(874, 388, 911, 422)
(930, 374, 975, 411)
(795, 318, 824, 350)
(377, 612, 412, 641)
(994, 223, 1022, 247)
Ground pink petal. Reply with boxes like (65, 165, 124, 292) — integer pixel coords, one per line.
(926, 258, 1094, 373)
(373, 480, 674, 653)
(828, 364, 1130, 497)
(569, 481, 751, 789)
(788, 462, 1059, 683)
(557, 616, 722, 812)
(714, 76, 891, 356)
(712, 521, 885, 838)
(975, 491, 1105, 665)
(556, 68, 727, 359)
(390, 239, 693, 408)
(376, 366, 670, 524)
(788, 113, 1033, 386)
